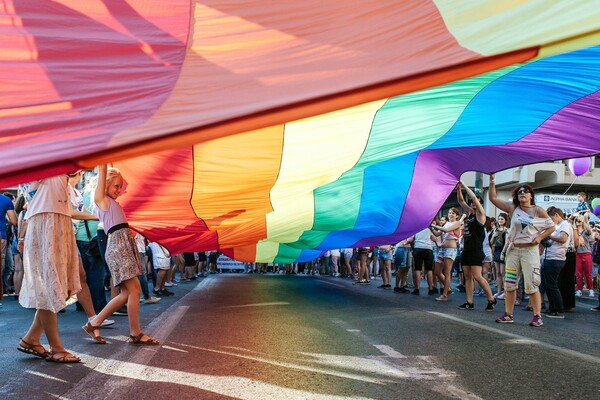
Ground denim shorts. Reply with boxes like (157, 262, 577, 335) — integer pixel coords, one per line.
(436, 247, 457, 262)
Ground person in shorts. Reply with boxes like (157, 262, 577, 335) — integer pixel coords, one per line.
(410, 227, 436, 295)
(489, 176, 555, 327)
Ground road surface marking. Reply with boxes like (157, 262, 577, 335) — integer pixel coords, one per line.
(319, 280, 345, 288)
(179, 344, 395, 383)
(26, 370, 68, 383)
(162, 345, 189, 353)
(222, 302, 290, 308)
(428, 311, 600, 365)
(373, 345, 406, 358)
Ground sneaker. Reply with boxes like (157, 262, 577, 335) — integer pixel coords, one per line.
(162, 289, 175, 296)
(435, 295, 448, 301)
(497, 292, 505, 300)
(458, 302, 474, 310)
(522, 305, 533, 312)
(529, 314, 543, 327)
(456, 284, 465, 293)
(486, 298, 498, 312)
(495, 312, 514, 323)
(100, 319, 115, 327)
(393, 286, 402, 293)
(590, 306, 600, 311)
(589, 290, 596, 297)
(411, 289, 420, 295)
(113, 307, 128, 316)
(377, 284, 386, 289)
(144, 296, 162, 304)
(575, 290, 582, 297)
(165, 282, 177, 287)
(544, 311, 564, 319)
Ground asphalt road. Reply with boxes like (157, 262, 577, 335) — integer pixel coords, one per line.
(0, 273, 598, 399)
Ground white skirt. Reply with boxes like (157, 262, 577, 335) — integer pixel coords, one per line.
(19, 213, 81, 312)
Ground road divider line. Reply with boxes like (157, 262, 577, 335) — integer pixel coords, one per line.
(26, 370, 69, 383)
(178, 343, 392, 384)
(373, 345, 406, 359)
(428, 311, 600, 365)
(319, 280, 345, 288)
(221, 302, 290, 308)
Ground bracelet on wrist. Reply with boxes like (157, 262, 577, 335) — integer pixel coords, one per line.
(18, 238, 24, 242)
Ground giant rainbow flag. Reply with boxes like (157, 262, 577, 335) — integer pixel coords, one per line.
(1, 1, 600, 261)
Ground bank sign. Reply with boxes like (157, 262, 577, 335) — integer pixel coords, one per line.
(535, 194, 579, 214)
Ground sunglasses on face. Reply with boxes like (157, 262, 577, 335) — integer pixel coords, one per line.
(517, 188, 530, 194)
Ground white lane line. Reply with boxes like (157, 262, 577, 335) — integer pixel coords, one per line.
(347, 329, 360, 332)
(373, 345, 406, 359)
(75, 354, 375, 400)
(319, 281, 344, 288)
(222, 302, 290, 308)
(428, 312, 600, 365)
(162, 345, 189, 353)
(178, 343, 392, 384)
(26, 370, 69, 383)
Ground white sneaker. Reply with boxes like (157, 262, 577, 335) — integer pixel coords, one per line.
(575, 290, 582, 297)
(100, 319, 115, 327)
(145, 296, 162, 304)
(165, 282, 175, 287)
(589, 290, 596, 297)
(497, 292, 505, 300)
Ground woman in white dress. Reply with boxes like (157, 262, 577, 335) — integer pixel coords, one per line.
(17, 176, 82, 363)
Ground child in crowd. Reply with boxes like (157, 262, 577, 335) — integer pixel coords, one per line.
(83, 165, 159, 346)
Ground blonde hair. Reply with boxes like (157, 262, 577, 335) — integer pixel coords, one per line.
(106, 167, 123, 186)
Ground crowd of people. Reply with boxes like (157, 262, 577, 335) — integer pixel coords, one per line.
(250, 179, 600, 326)
(1, 170, 599, 364)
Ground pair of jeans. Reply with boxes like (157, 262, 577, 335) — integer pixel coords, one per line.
(138, 252, 150, 299)
(77, 239, 107, 311)
(97, 229, 111, 288)
(2, 239, 14, 292)
(542, 258, 566, 313)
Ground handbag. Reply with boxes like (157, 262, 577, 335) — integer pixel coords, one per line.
(84, 220, 101, 258)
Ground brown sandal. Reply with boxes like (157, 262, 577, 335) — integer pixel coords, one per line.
(17, 338, 49, 358)
(82, 322, 107, 344)
(127, 332, 159, 345)
(45, 351, 81, 363)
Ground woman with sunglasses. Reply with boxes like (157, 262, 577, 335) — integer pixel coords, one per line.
(572, 212, 595, 298)
(456, 182, 498, 311)
(488, 174, 555, 327)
